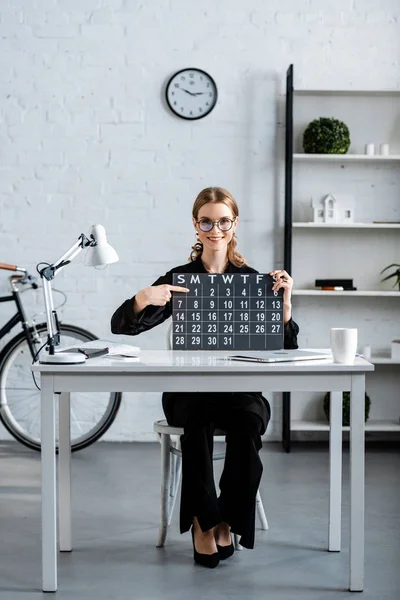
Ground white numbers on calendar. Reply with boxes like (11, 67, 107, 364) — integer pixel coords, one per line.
(172, 273, 284, 350)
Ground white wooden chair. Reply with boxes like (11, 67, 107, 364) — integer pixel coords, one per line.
(153, 325, 269, 548)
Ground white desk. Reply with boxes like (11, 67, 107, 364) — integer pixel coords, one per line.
(32, 351, 374, 593)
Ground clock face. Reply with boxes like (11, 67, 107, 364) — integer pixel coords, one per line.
(165, 68, 218, 120)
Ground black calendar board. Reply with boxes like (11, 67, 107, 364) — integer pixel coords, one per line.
(172, 273, 284, 351)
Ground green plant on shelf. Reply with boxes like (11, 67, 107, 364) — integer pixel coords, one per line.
(380, 263, 400, 290)
(323, 392, 371, 426)
(303, 117, 351, 154)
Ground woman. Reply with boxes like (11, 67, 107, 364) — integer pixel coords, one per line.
(111, 187, 299, 568)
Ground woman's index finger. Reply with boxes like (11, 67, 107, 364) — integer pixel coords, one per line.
(168, 285, 190, 292)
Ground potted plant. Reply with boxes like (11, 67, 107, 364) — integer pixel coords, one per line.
(303, 117, 351, 154)
(380, 263, 400, 290)
(323, 391, 371, 426)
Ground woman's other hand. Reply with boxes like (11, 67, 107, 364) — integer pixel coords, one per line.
(268, 270, 293, 325)
(134, 284, 189, 313)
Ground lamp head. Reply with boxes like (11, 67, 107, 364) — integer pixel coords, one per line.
(87, 224, 119, 267)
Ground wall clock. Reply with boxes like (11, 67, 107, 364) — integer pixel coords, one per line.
(165, 68, 218, 120)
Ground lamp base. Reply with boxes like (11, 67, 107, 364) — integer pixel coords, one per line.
(39, 352, 86, 365)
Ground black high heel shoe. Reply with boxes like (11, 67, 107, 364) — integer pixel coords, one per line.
(216, 537, 235, 560)
(191, 526, 220, 569)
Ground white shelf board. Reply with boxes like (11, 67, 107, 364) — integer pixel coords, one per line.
(293, 222, 400, 229)
(293, 290, 400, 297)
(294, 89, 400, 97)
(293, 153, 400, 162)
(369, 355, 400, 365)
(291, 419, 400, 432)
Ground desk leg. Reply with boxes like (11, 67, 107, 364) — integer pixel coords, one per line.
(41, 374, 57, 592)
(59, 392, 72, 552)
(329, 391, 342, 552)
(349, 374, 365, 592)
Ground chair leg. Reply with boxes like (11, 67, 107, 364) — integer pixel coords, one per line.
(256, 489, 268, 530)
(157, 433, 171, 548)
(233, 533, 243, 551)
(168, 438, 182, 526)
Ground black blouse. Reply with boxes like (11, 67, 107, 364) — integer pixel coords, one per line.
(111, 256, 299, 347)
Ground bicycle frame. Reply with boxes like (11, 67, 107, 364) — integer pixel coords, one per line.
(0, 287, 38, 359)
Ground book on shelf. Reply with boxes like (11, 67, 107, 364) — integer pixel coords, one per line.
(315, 279, 354, 289)
(315, 286, 357, 291)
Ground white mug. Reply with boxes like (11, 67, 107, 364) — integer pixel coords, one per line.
(330, 328, 358, 363)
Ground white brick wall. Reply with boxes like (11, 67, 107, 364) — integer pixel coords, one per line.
(0, 0, 399, 442)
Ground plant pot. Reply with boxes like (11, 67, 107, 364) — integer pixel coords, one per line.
(323, 391, 371, 426)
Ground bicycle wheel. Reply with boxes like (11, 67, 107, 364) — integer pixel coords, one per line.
(0, 323, 122, 452)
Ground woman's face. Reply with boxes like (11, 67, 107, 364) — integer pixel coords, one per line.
(193, 202, 237, 253)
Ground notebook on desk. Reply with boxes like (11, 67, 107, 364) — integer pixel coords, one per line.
(227, 350, 331, 364)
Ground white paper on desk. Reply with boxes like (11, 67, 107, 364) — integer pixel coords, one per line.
(68, 340, 141, 357)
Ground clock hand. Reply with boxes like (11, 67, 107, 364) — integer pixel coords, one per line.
(193, 92, 205, 96)
(181, 88, 196, 96)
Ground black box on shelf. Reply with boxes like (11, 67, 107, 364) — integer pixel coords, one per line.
(315, 279, 354, 288)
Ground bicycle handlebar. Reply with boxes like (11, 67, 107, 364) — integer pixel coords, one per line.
(0, 262, 20, 271)
(1, 263, 38, 289)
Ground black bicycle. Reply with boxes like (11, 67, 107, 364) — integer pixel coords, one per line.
(0, 262, 122, 452)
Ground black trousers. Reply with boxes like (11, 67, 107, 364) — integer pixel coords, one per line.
(162, 392, 270, 549)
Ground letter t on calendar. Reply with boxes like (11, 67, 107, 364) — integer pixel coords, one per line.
(172, 273, 284, 351)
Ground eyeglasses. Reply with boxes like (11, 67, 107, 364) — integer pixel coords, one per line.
(196, 217, 236, 232)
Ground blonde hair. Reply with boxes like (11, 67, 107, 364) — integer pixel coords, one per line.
(189, 187, 248, 267)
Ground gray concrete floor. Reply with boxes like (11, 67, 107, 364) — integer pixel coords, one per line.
(0, 441, 399, 600)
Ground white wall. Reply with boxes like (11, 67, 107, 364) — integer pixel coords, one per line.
(0, 0, 399, 442)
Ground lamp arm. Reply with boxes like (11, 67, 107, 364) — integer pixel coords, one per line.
(40, 234, 92, 281)
(39, 234, 93, 355)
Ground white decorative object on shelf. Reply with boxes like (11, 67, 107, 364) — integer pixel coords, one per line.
(365, 143, 375, 156)
(380, 143, 389, 156)
(312, 193, 355, 224)
(391, 340, 400, 360)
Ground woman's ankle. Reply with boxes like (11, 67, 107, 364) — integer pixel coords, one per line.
(214, 521, 231, 545)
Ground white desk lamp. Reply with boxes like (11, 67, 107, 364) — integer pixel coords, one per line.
(39, 224, 119, 365)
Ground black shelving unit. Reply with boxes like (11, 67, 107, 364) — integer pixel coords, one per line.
(282, 64, 294, 452)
